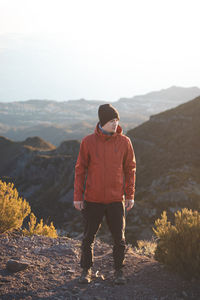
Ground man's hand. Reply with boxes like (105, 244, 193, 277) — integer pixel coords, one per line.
(74, 201, 84, 211)
(125, 199, 134, 211)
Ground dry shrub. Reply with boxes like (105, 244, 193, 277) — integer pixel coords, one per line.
(0, 180, 57, 238)
(22, 212, 57, 238)
(134, 239, 157, 257)
(0, 180, 31, 233)
(153, 208, 200, 278)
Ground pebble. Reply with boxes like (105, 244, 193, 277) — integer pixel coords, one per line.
(0, 277, 11, 283)
(181, 290, 188, 298)
(65, 269, 75, 274)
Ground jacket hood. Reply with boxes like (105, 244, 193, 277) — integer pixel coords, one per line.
(95, 122, 123, 139)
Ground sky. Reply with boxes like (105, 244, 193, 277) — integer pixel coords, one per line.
(0, 0, 200, 102)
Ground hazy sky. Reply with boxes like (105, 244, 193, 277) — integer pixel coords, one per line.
(0, 0, 200, 102)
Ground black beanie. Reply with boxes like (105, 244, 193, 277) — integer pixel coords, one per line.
(98, 104, 120, 127)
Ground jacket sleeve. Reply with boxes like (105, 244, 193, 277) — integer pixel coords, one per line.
(123, 138, 136, 200)
(74, 138, 90, 202)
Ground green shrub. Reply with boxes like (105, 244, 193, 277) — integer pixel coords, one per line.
(22, 212, 58, 238)
(0, 180, 31, 233)
(153, 208, 200, 278)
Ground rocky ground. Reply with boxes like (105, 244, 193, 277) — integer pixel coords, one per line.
(0, 232, 200, 300)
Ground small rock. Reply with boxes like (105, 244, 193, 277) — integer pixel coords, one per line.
(70, 287, 81, 294)
(0, 277, 11, 283)
(6, 259, 30, 272)
(65, 269, 75, 274)
(181, 291, 188, 298)
(60, 286, 69, 291)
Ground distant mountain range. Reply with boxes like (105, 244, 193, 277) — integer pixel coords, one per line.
(0, 93, 200, 242)
(0, 86, 200, 145)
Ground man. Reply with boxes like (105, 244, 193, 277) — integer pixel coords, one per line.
(74, 104, 136, 285)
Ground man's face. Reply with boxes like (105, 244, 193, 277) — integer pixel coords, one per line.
(102, 118, 119, 133)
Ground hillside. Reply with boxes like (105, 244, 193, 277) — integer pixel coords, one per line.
(0, 136, 55, 175)
(22, 136, 56, 150)
(126, 96, 200, 239)
(0, 232, 199, 299)
(0, 136, 80, 227)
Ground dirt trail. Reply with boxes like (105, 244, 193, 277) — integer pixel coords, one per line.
(0, 232, 199, 300)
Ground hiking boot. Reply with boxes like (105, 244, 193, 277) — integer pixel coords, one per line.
(78, 268, 92, 284)
(114, 269, 126, 285)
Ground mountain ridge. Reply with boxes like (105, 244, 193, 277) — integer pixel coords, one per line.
(119, 85, 200, 102)
(1, 86, 200, 146)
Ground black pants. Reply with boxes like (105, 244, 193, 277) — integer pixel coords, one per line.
(80, 201, 126, 270)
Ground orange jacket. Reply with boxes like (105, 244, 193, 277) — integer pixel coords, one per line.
(74, 123, 136, 204)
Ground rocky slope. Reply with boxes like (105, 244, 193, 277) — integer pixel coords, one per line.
(0, 136, 80, 227)
(126, 96, 200, 240)
(0, 232, 200, 300)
